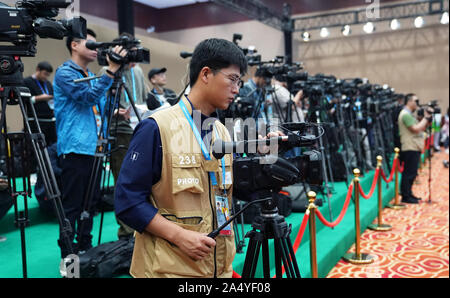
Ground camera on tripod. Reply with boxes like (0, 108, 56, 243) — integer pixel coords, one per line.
(217, 122, 323, 197)
(0, 0, 86, 85)
(0, 0, 86, 56)
(86, 35, 150, 66)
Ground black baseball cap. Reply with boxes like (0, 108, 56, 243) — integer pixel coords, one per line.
(148, 67, 167, 80)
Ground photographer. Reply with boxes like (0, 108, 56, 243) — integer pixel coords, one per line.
(115, 38, 283, 278)
(53, 28, 127, 262)
(240, 68, 270, 134)
(23, 61, 57, 146)
(146, 67, 178, 111)
(398, 94, 433, 204)
(268, 75, 305, 123)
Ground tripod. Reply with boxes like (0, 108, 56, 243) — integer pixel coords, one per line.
(208, 191, 301, 278)
(242, 192, 301, 278)
(306, 94, 335, 225)
(1, 80, 73, 277)
(75, 65, 142, 247)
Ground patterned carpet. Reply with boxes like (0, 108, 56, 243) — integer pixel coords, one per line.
(327, 151, 449, 278)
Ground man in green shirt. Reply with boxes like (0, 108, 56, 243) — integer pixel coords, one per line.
(398, 94, 433, 204)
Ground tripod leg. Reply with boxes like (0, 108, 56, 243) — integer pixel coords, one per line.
(242, 232, 261, 278)
(262, 239, 270, 278)
(279, 238, 295, 278)
(285, 236, 301, 278)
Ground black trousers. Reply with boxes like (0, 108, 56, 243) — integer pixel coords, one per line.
(400, 150, 421, 200)
(58, 153, 101, 257)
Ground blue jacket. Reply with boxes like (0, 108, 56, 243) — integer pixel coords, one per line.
(53, 60, 113, 156)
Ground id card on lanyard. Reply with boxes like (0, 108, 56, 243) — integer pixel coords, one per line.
(179, 98, 232, 236)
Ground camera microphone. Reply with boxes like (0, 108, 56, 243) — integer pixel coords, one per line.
(180, 51, 193, 59)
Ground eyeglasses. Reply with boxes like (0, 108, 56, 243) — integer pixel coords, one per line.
(218, 70, 244, 88)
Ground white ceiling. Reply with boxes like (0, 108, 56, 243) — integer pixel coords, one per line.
(134, 0, 209, 9)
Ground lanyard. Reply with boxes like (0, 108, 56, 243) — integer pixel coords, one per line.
(34, 79, 49, 95)
(123, 68, 137, 103)
(179, 98, 226, 188)
(153, 89, 165, 105)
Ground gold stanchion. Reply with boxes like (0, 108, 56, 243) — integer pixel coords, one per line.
(307, 191, 318, 278)
(343, 169, 375, 264)
(368, 156, 393, 231)
(388, 148, 406, 209)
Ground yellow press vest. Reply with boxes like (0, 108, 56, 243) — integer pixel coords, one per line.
(130, 97, 235, 278)
(398, 109, 425, 152)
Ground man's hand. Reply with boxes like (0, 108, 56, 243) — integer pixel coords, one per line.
(0, 178, 8, 191)
(114, 108, 131, 120)
(35, 94, 54, 102)
(144, 213, 216, 261)
(173, 230, 216, 261)
(293, 90, 304, 107)
(257, 131, 286, 154)
(106, 46, 128, 77)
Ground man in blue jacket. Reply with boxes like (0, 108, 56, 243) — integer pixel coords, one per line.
(53, 28, 127, 262)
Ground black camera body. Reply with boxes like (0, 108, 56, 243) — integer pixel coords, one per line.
(233, 150, 322, 196)
(0, 0, 86, 86)
(88, 35, 150, 66)
(0, 1, 86, 56)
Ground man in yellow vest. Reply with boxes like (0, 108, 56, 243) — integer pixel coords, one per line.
(115, 38, 254, 277)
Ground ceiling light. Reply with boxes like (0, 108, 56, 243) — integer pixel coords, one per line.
(301, 31, 311, 42)
(390, 19, 401, 30)
(320, 27, 330, 38)
(341, 25, 352, 36)
(414, 16, 425, 28)
(440, 12, 449, 25)
(363, 22, 375, 34)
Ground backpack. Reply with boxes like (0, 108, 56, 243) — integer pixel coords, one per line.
(79, 237, 135, 278)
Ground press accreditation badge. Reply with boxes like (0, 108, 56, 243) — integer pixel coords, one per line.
(215, 194, 232, 236)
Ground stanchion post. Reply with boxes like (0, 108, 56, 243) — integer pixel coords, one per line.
(307, 191, 318, 278)
(368, 156, 392, 231)
(343, 169, 375, 264)
(388, 148, 406, 209)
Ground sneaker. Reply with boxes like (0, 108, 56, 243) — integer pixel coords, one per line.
(445, 148, 449, 154)
(401, 197, 419, 204)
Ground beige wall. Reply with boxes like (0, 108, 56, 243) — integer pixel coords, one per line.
(293, 23, 449, 111)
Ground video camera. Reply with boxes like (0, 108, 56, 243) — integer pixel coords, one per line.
(213, 122, 324, 197)
(86, 35, 150, 66)
(0, 0, 86, 57)
(0, 0, 86, 85)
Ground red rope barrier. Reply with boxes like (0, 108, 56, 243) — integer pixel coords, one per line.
(380, 158, 397, 183)
(398, 161, 404, 173)
(358, 168, 379, 199)
(293, 212, 310, 251)
(315, 183, 354, 228)
(232, 271, 241, 278)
